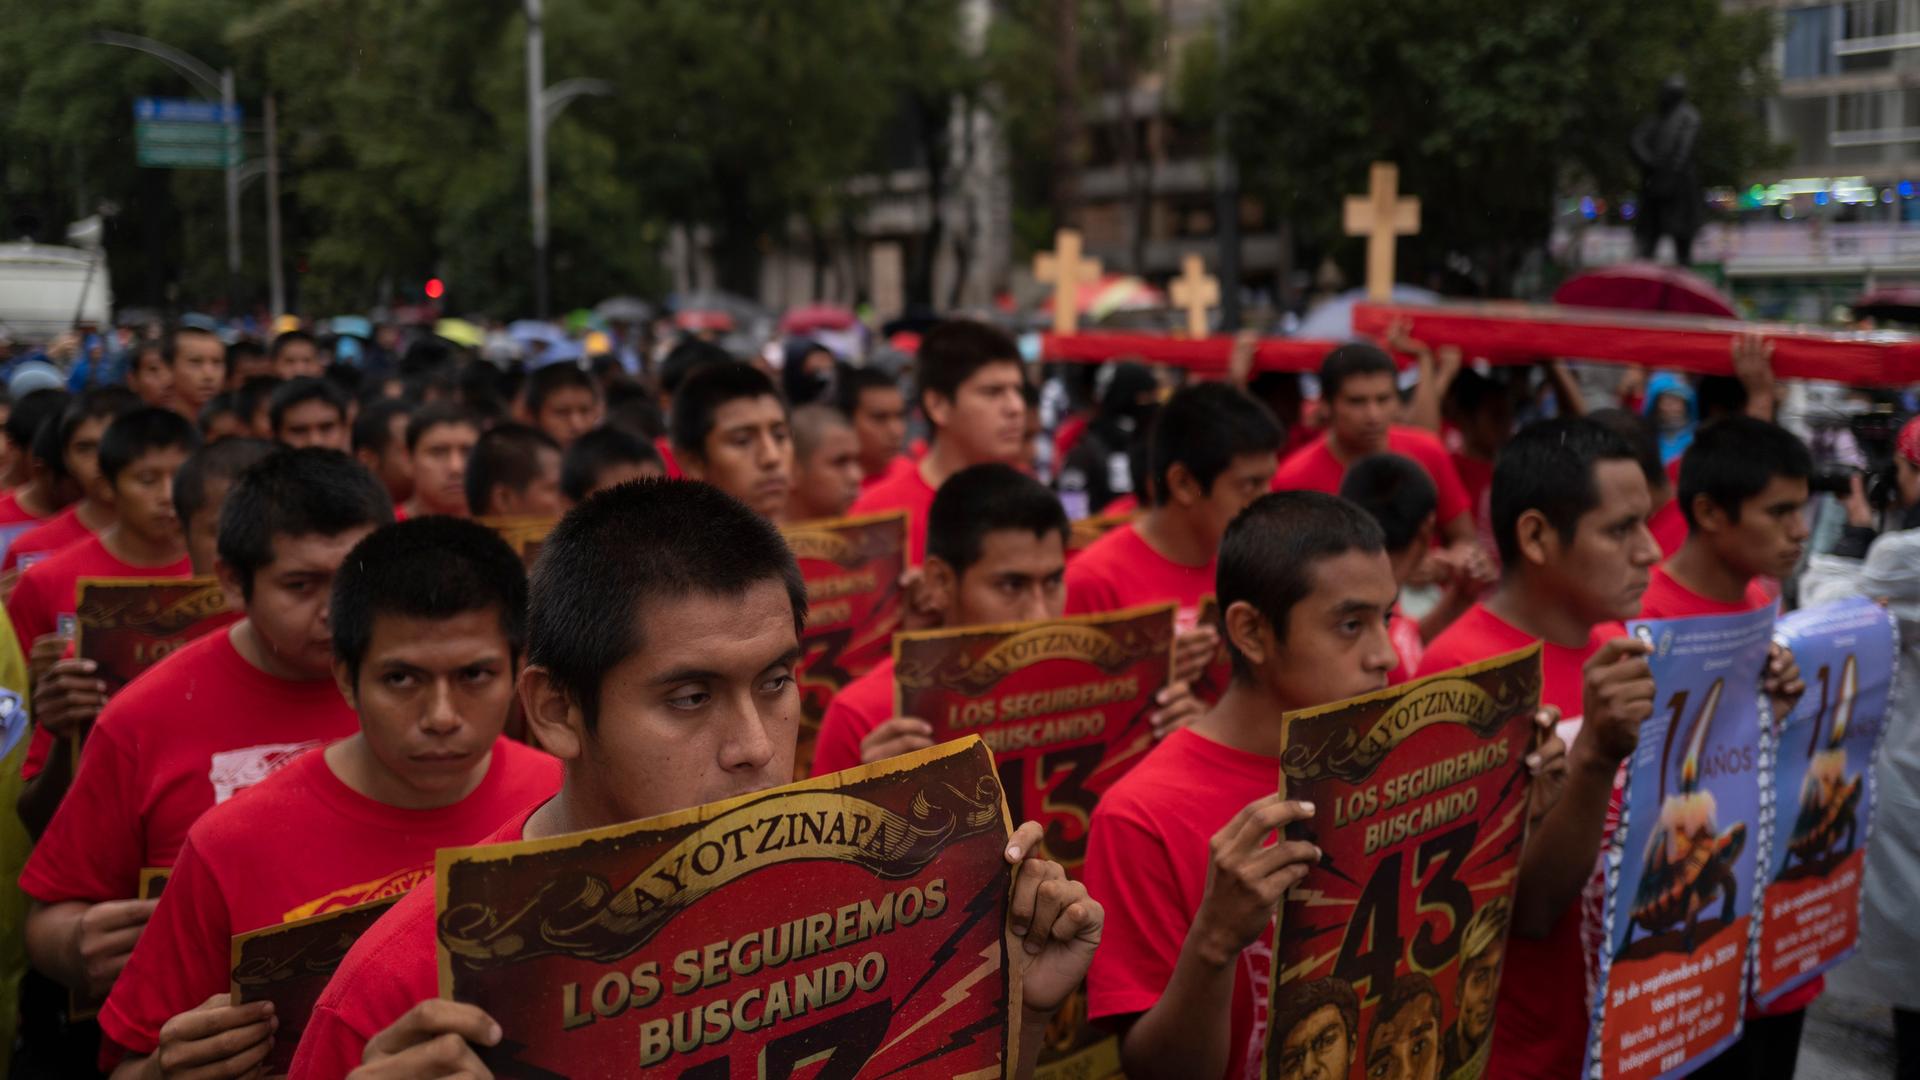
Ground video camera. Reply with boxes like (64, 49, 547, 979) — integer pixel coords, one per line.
(1809, 407, 1907, 509)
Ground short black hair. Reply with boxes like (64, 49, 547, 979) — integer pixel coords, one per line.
(224, 338, 265, 376)
(352, 398, 415, 455)
(1218, 491, 1385, 680)
(528, 480, 805, 730)
(926, 464, 1069, 577)
(197, 392, 240, 436)
(1318, 342, 1398, 400)
(406, 402, 480, 452)
(1149, 383, 1282, 505)
(268, 376, 350, 434)
(1677, 416, 1812, 530)
(604, 380, 666, 441)
(465, 422, 560, 516)
(670, 362, 784, 459)
(659, 339, 735, 397)
(42, 387, 140, 480)
(1271, 978, 1359, 1063)
(164, 325, 221, 364)
(835, 366, 900, 421)
(216, 448, 395, 599)
(269, 329, 316, 358)
(235, 376, 284, 426)
(7, 389, 68, 458)
(98, 407, 201, 485)
(560, 426, 661, 503)
(330, 517, 530, 685)
(1490, 418, 1640, 567)
(524, 363, 600, 416)
(1340, 453, 1437, 553)
(915, 319, 1020, 413)
(1587, 407, 1665, 490)
(174, 437, 275, 526)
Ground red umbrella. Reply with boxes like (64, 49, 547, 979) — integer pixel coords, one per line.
(779, 303, 858, 335)
(1850, 286, 1920, 324)
(674, 309, 736, 333)
(1553, 263, 1738, 319)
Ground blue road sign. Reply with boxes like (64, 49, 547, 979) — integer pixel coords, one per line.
(132, 97, 241, 125)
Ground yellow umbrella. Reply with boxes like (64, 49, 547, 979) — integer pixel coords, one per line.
(435, 318, 484, 348)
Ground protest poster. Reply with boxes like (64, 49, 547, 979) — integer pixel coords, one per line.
(898, 603, 1172, 1079)
(478, 515, 560, 569)
(780, 510, 909, 777)
(1261, 645, 1542, 1080)
(1753, 598, 1897, 1008)
(231, 896, 402, 1074)
(436, 737, 1018, 1077)
(74, 577, 233, 693)
(138, 867, 170, 899)
(1589, 606, 1775, 1080)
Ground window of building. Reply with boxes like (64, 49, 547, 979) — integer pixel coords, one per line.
(1785, 6, 1837, 79)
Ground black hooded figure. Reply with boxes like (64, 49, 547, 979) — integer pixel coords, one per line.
(1630, 74, 1704, 265)
(1056, 360, 1160, 517)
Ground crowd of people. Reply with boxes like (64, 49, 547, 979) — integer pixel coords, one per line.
(0, 308, 1912, 1080)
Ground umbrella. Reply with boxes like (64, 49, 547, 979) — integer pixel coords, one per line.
(1553, 263, 1737, 318)
(1049, 275, 1165, 320)
(435, 318, 484, 349)
(1294, 284, 1442, 340)
(594, 296, 653, 323)
(1850, 286, 1920, 324)
(779, 303, 858, 335)
(674, 310, 736, 333)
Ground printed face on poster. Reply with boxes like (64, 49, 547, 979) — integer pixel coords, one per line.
(436, 738, 1017, 1077)
(1263, 645, 1542, 1080)
(1592, 605, 1775, 1080)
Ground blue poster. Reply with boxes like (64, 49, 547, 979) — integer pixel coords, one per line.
(1752, 598, 1897, 1008)
(1588, 605, 1775, 1080)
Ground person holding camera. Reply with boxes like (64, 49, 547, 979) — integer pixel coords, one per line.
(1802, 415, 1920, 1075)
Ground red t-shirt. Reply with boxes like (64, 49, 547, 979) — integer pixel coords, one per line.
(1065, 522, 1213, 619)
(1452, 451, 1494, 530)
(0, 489, 50, 560)
(1271, 427, 1472, 527)
(18, 628, 358, 906)
(1417, 603, 1623, 1080)
(1083, 728, 1279, 1080)
(1388, 608, 1424, 685)
(2, 505, 93, 572)
(859, 454, 911, 492)
(98, 739, 560, 1061)
(1648, 498, 1687, 557)
(654, 435, 683, 480)
(810, 657, 894, 778)
(288, 804, 544, 1080)
(849, 459, 936, 565)
(1637, 564, 1816, 1017)
(11, 536, 194, 780)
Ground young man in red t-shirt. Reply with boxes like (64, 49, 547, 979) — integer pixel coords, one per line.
(1067, 382, 1282, 692)
(0, 389, 74, 555)
(670, 362, 793, 521)
(20, 448, 393, 1009)
(268, 377, 352, 452)
(463, 423, 564, 519)
(175, 438, 276, 577)
(1590, 407, 1689, 558)
(1339, 453, 1477, 683)
(13, 409, 202, 831)
(3, 387, 141, 574)
(168, 326, 227, 425)
(837, 366, 909, 491)
(287, 480, 1103, 1080)
(1416, 417, 1665, 1080)
(351, 398, 417, 509)
(521, 363, 604, 449)
(400, 405, 479, 520)
(557, 425, 664, 504)
(851, 320, 1029, 562)
(1272, 344, 1492, 589)
(786, 403, 863, 522)
(98, 516, 562, 1078)
(1641, 416, 1814, 1080)
(1082, 492, 1566, 1080)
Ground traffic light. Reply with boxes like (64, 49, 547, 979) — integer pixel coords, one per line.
(424, 277, 445, 300)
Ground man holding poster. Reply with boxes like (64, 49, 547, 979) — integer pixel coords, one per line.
(290, 481, 1104, 1080)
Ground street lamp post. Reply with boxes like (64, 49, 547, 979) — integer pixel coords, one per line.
(524, 0, 610, 319)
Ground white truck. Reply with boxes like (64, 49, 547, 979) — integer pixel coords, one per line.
(0, 241, 112, 344)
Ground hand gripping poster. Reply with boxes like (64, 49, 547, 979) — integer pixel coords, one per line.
(436, 738, 1018, 1078)
(1590, 605, 1775, 1080)
(782, 511, 910, 777)
(231, 896, 402, 1075)
(1261, 644, 1542, 1080)
(75, 577, 234, 693)
(894, 603, 1173, 1079)
(1753, 597, 1898, 1008)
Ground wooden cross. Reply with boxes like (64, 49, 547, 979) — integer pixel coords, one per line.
(1344, 161, 1421, 302)
(1169, 254, 1219, 339)
(1034, 228, 1102, 335)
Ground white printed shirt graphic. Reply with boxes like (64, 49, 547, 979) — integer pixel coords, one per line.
(1239, 934, 1274, 1079)
(209, 741, 322, 804)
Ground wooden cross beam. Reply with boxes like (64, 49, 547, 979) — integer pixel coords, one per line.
(1033, 228, 1103, 335)
(1169, 254, 1219, 339)
(1344, 161, 1421, 302)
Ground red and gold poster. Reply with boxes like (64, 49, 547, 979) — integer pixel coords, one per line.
(478, 515, 561, 570)
(138, 867, 170, 899)
(897, 603, 1174, 1079)
(74, 577, 233, 693)
(436, 738, 1018, 1077)
(231, 896, 401, 1074)
(781, 510, 910, 777)
(1263, 645, 1543, 1080)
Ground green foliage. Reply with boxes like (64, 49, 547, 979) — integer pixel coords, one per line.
(1204, 0, 1783, 292)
